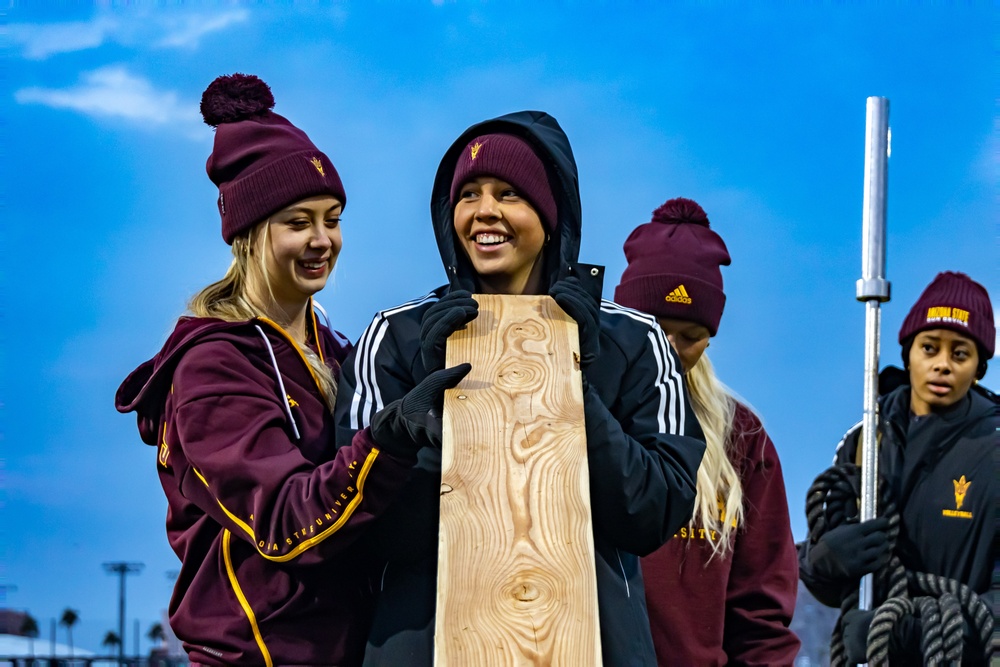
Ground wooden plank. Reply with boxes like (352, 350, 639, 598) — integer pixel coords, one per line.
(435, 294, 602, 667)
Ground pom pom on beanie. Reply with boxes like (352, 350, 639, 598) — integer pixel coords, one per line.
(200, 73, 275, 127)
(651, 197, 709, 226)
(614, 197, 731, 336)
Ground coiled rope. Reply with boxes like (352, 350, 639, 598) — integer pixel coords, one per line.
(805, 462, 993, 666)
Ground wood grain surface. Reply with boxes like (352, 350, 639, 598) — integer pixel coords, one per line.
(435, 294, 602, 666)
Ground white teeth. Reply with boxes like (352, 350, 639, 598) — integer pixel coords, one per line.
(476, 233, 507, 245)
(301, 261, 325, 269)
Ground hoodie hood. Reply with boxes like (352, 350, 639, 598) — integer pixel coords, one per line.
(115, 317, 250, 445)
(431, 110, 602, 297)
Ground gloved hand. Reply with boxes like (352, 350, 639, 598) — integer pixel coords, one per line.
(808, 517, 890, 581)
(370, 364, 472, 455)
(420, 290, 479, 372)
(842, 608, 875, 665)
(549, 277, 600, 367)
(889, 614, 923, 664)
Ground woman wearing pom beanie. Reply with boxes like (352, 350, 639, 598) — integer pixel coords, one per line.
(115, 74, 464, 666)
(337, 112, 706, 666)
(613, 197, 801, 666)
(799, 272, 997, 666)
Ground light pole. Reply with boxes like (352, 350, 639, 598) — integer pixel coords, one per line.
(103, 562, 144, 666)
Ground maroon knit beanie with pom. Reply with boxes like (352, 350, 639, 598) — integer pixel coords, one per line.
(201, 73, 346, 244)
(450, 134, 558, 232)
(899, 271, 995, 359)
(614, 198, 731, 336)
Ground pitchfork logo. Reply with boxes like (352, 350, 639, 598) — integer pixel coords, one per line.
(470, 141, 484, 161)
(953, 475, 971, 510)
(310, 156, 326, 177)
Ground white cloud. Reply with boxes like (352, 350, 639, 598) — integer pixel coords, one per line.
(155, 10, 250, 49)
(8, 10, 248, 60)
(14, 66, 202, 133)
(8, 16, 120, 59)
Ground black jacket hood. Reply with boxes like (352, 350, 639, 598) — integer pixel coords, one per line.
(430, 110, 602, 297)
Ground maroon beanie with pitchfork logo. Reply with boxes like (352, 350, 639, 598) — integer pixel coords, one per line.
(450, 134, 558, 232)
(614, 198, 731, 336)
(201, 73, 346, 244)
(898, 271, 995, 359)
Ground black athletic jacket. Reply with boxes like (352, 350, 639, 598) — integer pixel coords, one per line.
(799, 380, 998, 661)
(335, 111, 706, 666)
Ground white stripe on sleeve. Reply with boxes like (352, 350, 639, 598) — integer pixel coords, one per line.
(349, 293, 439, 430)
(600, 301, 686, 435)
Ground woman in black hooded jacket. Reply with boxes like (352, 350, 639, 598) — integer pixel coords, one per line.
(335, 111, 706, 666)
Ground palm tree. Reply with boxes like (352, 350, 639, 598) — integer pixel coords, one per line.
(59, 608, 79, 657)
(102, 630, 122, 655)
(147, 621, 166, 647)
(19, 614, 39, 658)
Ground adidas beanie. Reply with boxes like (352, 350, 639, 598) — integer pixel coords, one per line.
(613, 198, 731, 336)
(899, 271, 994, 359)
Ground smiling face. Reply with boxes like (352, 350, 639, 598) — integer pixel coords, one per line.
(656, 317, 711, 373)
(251, 195, 343, 315)
(453, 176, 547, 295)
(908, 328, 979, 415)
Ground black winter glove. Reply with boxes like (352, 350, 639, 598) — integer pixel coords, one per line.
(549, 277, 600, 367)
(844, 608, 925, 665)
(420, 290, 479, 372)
(842, 608, 875, 665)
(370, 364, 472, 456)
(808, 517, 890, 581)
(890, 614, 923, 664)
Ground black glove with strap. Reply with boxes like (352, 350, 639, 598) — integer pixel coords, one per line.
(370, 364, 472, 456)
(420, 290, 479, 372)
(549, 276, 600, 368)
(808, 517, 891, 581)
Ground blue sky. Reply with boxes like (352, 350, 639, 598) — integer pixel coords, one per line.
(3, 2, 995, 654)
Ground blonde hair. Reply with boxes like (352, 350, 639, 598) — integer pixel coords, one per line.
(684, 352, 744, 560)
(188, 222, 338, 412)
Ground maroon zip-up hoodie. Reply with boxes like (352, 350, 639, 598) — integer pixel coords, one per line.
(116, 312, 415, 666)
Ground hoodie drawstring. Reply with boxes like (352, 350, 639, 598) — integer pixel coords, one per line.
(255, 325, 302, 441)
(313, 300, 332, 329)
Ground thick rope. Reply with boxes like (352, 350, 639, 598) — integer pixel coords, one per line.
(910, 571, 994, 659)
(805, 462, 992, 666)
(867, 597, 912, 665)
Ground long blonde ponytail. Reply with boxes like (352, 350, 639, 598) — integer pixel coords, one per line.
(188, 224, 338, 412)
(684, 352, 744, 559)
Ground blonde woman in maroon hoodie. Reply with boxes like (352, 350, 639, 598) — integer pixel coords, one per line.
(115, 75, 466, 667)
(613, 197, 800, 666)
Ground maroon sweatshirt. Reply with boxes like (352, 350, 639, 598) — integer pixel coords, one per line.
(116, 312, 415, 666)
(641, 402, 800, 666)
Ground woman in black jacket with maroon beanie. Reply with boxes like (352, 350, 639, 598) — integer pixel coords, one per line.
(799, 271, 997, 665)
(336, 111, 706, 666)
